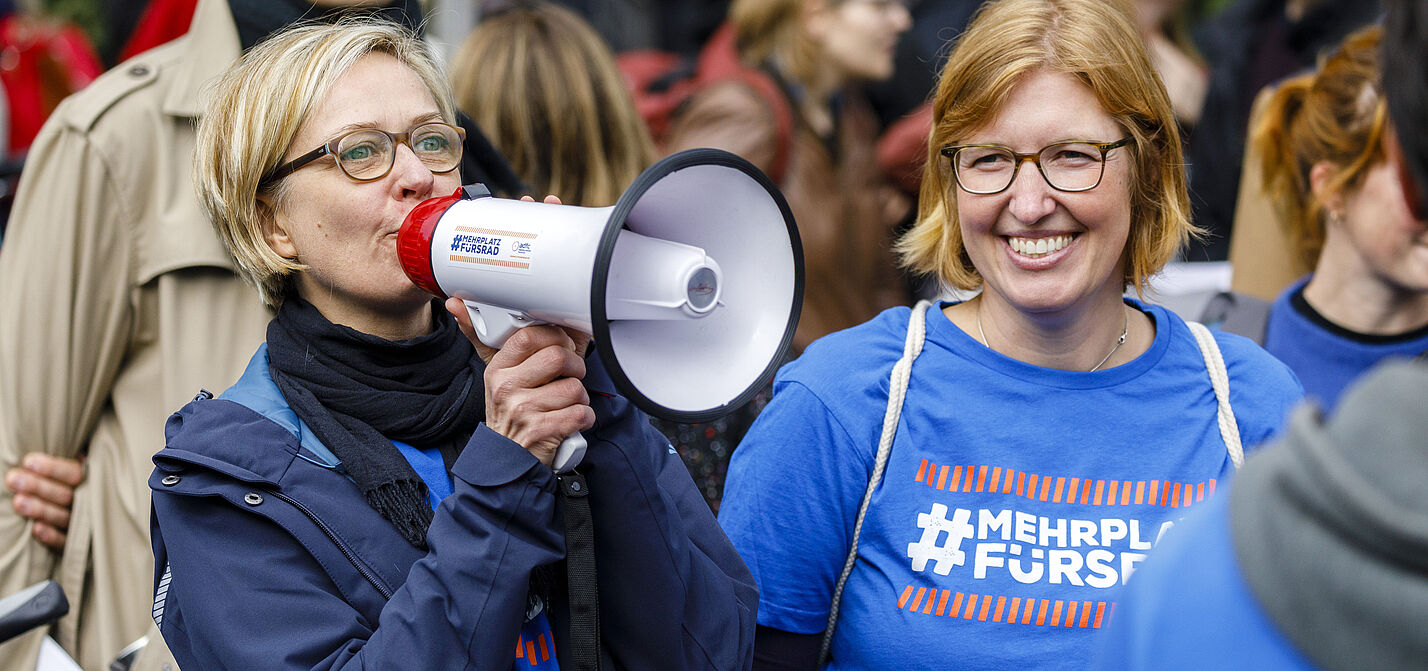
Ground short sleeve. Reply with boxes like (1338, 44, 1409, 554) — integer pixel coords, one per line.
(718, 379, 876, 634)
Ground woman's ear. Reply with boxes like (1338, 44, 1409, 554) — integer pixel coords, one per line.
(1308, 160, 1345, 223)
(258, 196, 299, 260)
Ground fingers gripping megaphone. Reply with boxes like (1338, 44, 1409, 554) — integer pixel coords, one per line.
(397, 149, 803, 471)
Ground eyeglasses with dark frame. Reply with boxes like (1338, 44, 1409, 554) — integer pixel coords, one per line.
(261, 121, 467, 186)
(939, 137, 1131, 195)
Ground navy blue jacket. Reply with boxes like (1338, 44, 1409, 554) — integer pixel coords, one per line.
(149, 345, 757, 670)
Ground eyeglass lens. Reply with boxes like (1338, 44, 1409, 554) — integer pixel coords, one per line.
(954, 143, 1108, 193)
(336, 123, 462, 180)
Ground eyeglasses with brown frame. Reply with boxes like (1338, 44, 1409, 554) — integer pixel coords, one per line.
(261, 121, 466, 186)
(939, 137, 1131, 195)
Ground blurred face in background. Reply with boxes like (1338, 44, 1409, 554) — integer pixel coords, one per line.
(807, 0, 912, 84)
(1328, 158, 1428, 294)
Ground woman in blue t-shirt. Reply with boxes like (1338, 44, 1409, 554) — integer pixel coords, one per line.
(1244, 26, 1428, 412)
(717, 0, 1304, 668)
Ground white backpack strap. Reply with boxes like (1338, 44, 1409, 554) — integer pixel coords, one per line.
(818, 300, 933, 666)
(1186, 321, 1244, 469)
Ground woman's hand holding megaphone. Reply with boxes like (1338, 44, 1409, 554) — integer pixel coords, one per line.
(443, 195, 595, 469)
(449, 295, 595, 468)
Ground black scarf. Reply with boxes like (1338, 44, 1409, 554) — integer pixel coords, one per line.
(267, 297, 485, 548)
(228, 0, 426, 52)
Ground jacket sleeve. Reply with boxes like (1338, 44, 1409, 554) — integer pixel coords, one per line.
(576, 393, 759, 670)
(0, 117, 135, 664)
(151, 425, 566, 671)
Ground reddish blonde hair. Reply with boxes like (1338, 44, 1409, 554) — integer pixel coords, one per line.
(1253, 26, 1386, 269)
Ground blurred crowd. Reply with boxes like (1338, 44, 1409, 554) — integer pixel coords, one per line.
(0, 0, 1420, 669)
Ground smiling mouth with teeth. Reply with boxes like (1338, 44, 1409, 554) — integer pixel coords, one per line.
(1008, 234, 1074, 257)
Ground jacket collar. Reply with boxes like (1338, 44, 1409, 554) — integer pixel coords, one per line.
(163, 0, 240, 119)
(220, 343, 341, 468)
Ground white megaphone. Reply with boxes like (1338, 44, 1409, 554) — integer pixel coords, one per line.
(397, 148, 803, 472)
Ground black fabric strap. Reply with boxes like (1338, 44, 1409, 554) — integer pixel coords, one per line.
(558, 472, 600, 671)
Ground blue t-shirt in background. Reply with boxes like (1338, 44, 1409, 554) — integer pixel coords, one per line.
(1265, 278, 1428, 413)
(718, 300, 1302, 670)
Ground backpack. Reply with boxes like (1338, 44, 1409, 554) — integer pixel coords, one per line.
(1199, 291, 1272, 345)
(617, 23, 795, 184)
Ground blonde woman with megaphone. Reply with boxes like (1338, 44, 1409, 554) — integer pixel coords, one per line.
(147, 18, 756, 671)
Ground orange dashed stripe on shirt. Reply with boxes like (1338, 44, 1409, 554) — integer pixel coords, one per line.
(912, 464, 1220, 508)
(897, 587, 1116, 630)
(910, 587, 928, 612)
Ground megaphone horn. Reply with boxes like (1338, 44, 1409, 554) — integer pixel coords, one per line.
(398, 149, 803, 469)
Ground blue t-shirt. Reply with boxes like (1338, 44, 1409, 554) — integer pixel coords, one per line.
(718, 300, 1303, 670)
(1265, 278, 1428, 413)
(402, 443, 560, 671)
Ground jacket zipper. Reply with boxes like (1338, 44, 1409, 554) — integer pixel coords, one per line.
(271, 490, 394, 600)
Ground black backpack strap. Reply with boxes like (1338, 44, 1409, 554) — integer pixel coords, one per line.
(1199, 291, 1272, 345)
(558, 471, 600, 671)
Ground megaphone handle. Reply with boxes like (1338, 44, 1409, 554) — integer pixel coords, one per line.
(463, 301, 531, 348)
(552, 433, 588, 473)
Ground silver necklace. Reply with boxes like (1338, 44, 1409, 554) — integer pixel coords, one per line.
(976, 305, 1129, 372)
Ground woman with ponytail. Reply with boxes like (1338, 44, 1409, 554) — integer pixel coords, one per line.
(1221, 25, 1428, 412)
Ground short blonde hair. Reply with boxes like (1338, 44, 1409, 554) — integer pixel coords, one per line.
(449, 1, 655, 207)
(194, 17, 456, 308)
(896, 0, 1197, 293)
